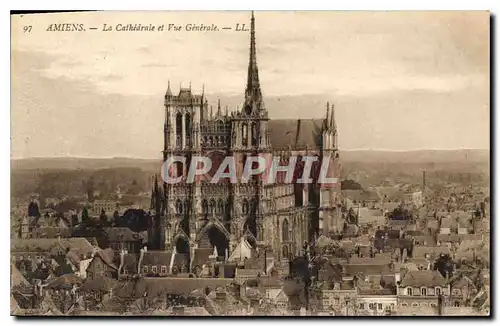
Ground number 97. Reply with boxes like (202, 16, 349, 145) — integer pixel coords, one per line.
(23, 26, 32, 33)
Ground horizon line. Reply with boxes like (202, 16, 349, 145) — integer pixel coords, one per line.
(10, 148, 490, 161)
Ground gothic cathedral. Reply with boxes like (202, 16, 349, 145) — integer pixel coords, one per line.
(150, 12, 343, 268)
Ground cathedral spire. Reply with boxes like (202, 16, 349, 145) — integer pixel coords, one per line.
(326, 102, 330, 128)
(244, 11, 264, 115)
(166, 80, 172, 96)
(217, 99, 221, 116)
(330, 103, 336, 130)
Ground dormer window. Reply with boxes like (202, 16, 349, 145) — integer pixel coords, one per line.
(407, 287, 413, 296)
(421, 287, 427, 296)
(436, 287, 441, 296)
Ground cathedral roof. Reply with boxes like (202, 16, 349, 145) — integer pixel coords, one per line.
(268, 119, 323, 149)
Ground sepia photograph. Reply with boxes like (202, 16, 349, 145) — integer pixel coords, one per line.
(10, 10, 490, 317)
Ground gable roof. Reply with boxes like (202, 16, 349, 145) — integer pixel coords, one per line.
(11, 238, 94, 253)
(268, 119, 323, 149)
(11, 264, 30, 287)
(400, 270, 446, 287)
(412, 246, 451, 259)
(142, 251, 173, 267)
(133, 277, 233, 298)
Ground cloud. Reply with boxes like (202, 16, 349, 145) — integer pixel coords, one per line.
(10, 12, 490, 157)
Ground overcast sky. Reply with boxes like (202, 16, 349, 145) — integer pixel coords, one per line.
(11, 11, 489, 158)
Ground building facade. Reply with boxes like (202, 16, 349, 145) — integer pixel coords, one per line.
(149, 12, 343, 269)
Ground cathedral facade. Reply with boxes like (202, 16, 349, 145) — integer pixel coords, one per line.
(150, 12, 343, 267)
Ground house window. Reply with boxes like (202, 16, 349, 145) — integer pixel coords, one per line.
(334, 298, 340, 305)
(452, 289, 461, 296)
(143, 266, 148, 273)
(454, 301, 460, 307)
(161, 266, 167, 274)
(421, 287, 427, 296)
(369, 303, 375, 309)
(407, 287, 413, 296)
(123, 269, 128, 275)
(152, 266, 158, 273)
(436, 287, 441, 296)
(412, 303, 418, 307)
(359, 303, 365, 309)
(378, 303, 383, 310)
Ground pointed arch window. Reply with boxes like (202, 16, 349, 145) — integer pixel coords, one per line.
(175, 113, 183, 148)
(202, 199, 209, 216)
(209, 199, 216, 215)
(175, 200, 183, 214)
(242, 123, 248, 146)
(251, 122, 258, 146)
(242, 199, 249, 215)
(282, 218, 290, 242)
(185, 113, 191, 146)
(217, 199, 224, 215)
(250, 198, 257, 215)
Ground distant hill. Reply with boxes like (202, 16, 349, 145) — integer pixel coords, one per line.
(11, 149, 489, 171)
(340, 149, 489, 164)
(11, 157, 162, 171)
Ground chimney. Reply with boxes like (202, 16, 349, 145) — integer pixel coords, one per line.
(138, 248, 145, 275)
(118, 250, 125, 279)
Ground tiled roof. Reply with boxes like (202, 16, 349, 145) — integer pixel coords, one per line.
(81, 275, 118, 292)
(192, 248, 213, 268)
(142, 251, 172, 267)
(440, 217, 453, 228)
(11, 238, 93, 253)
(412, 246, 451, 258)
(46, 274, 83, 289)
(172, 253, 189, 269)
(344, 263, 392, 276)
(267, 119, 323, 149)
(400, 270, 446, 287)
(103, 227, 143, 242)
(426, 220, 439, 229)
(413, 235, 437, 246)
(31, 227, 72, 238)
(133, 277, 233, 298)
(237, 268, 261, 277)
(121, 253, 139, 273)
(95, 248, 117, 269)
(11, 264, 29, 287)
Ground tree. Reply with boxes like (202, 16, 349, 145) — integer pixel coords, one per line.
(99, 209, 107, 222)
(28, 201, 40, 218)
(82, 207, 89, 222)
(113, 210, 120, 226)
(341, 179, 363, 190)
(433, 254, 454, 278)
